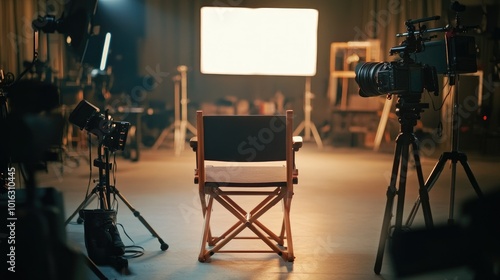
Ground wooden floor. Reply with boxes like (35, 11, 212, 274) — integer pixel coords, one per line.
(34, 142, 500, 280)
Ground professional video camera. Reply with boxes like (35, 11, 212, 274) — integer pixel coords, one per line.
(355, 1, 478, 99)
(355, 16, 443, 97)
(355, 60, 439, 97)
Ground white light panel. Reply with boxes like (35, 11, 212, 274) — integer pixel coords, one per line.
(200, 7, 318, 76)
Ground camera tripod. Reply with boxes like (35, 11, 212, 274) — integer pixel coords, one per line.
(65, 142, 169, 251)
(374, 95, 434, 275)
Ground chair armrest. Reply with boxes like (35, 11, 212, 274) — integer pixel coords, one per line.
(293, 136, 303, 151)
(190, 137, 198, 151)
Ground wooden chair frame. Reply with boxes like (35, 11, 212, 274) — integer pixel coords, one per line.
(190, 110, 302, 262)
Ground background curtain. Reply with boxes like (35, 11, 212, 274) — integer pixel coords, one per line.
(360, 0, 443, 62)
(0, 0, 37, 79)
(0, 0, 66, 83)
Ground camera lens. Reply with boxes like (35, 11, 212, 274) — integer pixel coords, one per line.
(355, 62, 387, 97)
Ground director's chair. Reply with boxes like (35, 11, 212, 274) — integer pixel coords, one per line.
(190, 110, 302, 262)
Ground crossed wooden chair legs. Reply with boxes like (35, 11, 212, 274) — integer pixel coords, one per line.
(198, 184, 295, 262)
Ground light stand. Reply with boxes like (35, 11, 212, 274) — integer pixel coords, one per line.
(152, 75, 180, 151)
(405, 4, 483, 227)
(405, 76, 483, 227)
(178, 66, 197, 150)
(152, 65, 196, 155)
(66, 101, 169, 251)
(65, 138, 169, 251)
(64, 140, 110, 224)
(293, 77, 323, 148)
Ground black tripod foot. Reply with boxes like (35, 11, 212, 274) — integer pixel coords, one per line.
(159, 239, 169, 251)
(116, 195, 169, 252)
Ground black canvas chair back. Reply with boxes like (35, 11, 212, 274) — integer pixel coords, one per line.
(202, 115, 287, 162)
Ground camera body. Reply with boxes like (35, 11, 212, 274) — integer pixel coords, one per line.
(356, 60, 439, 97)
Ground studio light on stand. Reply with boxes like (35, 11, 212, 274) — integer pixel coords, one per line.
(69, 100, 129, 153)
(66, 99, 169, 247)
(69, 99, 129, 209)
(405, 0, 483, 227)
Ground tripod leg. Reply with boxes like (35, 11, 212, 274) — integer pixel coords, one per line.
(458, 154, 483, 198)
(293, 121, 305, 136)
(447, 153, 483, 224)
(394, 142, 410, 229)
(152, 123, 175, 150)
(307, 122, 324, 149)
(85, 253, 109, 280)
(449, 157, 458, 223)
(65, 191, 97, 225)
(411, 140, 433, 227)
(425, 152, 450, 191)
(113, 188, 169, 251)
(374, 140, 403, 274)
(405, 153, 448, 226)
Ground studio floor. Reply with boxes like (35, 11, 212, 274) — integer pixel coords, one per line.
(36, 141, 500, 280)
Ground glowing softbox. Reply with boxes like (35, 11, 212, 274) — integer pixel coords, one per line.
(200, 7, 318, 76)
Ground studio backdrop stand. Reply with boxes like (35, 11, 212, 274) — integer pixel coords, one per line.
(373, 95, 434, 274)
(294, 76, 323, 148)
(153, 65, 196, 155)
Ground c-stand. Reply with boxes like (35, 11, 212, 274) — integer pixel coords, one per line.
(65, 140, 169, 251)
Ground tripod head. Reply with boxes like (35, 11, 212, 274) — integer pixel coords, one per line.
(395, 94, 429, 133)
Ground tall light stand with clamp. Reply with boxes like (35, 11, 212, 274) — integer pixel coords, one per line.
(406, 2, 483, 227)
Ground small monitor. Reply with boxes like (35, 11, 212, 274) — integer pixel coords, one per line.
(414, 40, 448, 74)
